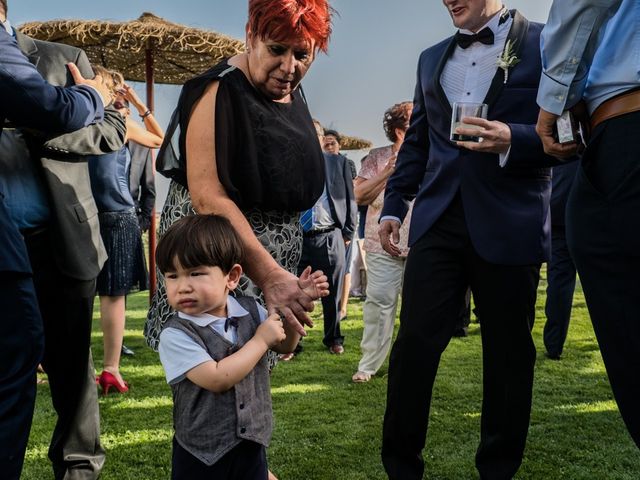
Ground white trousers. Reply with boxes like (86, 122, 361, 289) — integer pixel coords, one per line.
(357, 252, 406, 375)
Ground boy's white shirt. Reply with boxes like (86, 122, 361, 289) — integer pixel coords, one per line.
(159, 296, 267, 385)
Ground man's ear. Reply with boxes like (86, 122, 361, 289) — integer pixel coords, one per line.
(226, 264, 243, 290)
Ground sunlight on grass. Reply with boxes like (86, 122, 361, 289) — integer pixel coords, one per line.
(120, 364, 165, 376)
(271, 383, 329, 395)
(110, 396, 173, 411)
(24, 445, 48, 461)
(462, 412, 481, 419)
(576, 355, 608, 375)
(101, 428, 173, 448)
(554, 400, 618, 414)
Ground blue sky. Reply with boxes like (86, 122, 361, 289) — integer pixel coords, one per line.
(10, 0, 553, 147)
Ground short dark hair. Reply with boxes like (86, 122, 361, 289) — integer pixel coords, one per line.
(323, 129, 341, 143)
(0, 0, 7, 17)
(156, 215, 244, 275)
(383, 101, 413, 142)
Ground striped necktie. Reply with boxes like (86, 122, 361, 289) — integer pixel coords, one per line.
(300, 209, 313, 232)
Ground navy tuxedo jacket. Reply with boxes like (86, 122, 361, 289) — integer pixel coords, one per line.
(0, 29, 103, 274)
(382, 11, 558, 266)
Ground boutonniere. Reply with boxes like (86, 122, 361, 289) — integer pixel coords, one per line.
(496, 39, 520, 84)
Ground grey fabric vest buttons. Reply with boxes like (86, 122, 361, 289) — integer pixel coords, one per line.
(165, 296, 272, 466)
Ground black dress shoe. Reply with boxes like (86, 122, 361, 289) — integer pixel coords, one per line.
(452, 327, 468, 338)
(545, 351, 561, 360)
(121, 345, 135, 356)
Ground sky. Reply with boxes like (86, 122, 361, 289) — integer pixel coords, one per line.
(10, 1, 554, 148)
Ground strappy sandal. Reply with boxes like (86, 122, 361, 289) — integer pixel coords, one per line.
(352, 371, 371, 383)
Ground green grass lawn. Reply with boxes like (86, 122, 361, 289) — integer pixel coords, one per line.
(23, 274, 640, 479)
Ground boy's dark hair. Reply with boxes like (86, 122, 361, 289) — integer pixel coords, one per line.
(156, 215, 244, 274)
(323, 128, 341, 143)
(0, 0, 7, 17)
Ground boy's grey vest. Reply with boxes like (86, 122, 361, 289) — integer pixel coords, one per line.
(164, 296, 272, 466)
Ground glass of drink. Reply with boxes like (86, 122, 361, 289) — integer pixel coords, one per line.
(450, 102, 488, 142)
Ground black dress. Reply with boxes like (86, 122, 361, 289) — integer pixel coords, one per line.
(145, 60, 325, 351)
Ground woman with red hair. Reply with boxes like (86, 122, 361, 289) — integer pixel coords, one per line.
(146, 2, 333, 477)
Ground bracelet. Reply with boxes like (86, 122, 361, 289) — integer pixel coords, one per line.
(140, 110, 152, 119)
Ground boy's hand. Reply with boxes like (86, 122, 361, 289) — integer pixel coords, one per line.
(298, 266, 329, 300)
(255, 314, 286, 349)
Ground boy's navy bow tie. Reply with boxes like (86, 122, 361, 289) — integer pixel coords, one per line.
(224, 317, 238, 332)
(455, 27, 494, 49)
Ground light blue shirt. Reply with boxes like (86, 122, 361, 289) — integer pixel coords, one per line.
(158, 296, 268, 385)
(2, 19, 13, 35)
(310, 185, 334, 230)
(537, 0, 640, 115)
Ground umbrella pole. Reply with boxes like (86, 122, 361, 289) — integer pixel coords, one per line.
(145, 45, 157, 303)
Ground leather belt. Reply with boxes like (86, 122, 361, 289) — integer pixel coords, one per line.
(590, 88, 640, 131)
(303, 226, 336, 237)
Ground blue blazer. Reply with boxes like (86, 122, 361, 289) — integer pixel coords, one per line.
(324, 153, 357, 242)
(0, 29, 102, 274)
(382, 11, 558, 266)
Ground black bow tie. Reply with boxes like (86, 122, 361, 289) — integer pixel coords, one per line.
(224, 317, 239, 332)
(455, 27, 494, 49)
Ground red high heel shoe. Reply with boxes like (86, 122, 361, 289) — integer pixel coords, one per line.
(98, 371, 129, 395)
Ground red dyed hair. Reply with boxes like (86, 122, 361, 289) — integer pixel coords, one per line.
(247, 0, 333, 53)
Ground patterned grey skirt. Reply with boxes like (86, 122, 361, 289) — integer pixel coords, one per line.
(144, 181, 303, 367)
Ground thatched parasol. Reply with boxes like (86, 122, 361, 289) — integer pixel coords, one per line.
(20, 12, 245, 85)
(20, 12, 245, 299)
(339, 135, 373, 151)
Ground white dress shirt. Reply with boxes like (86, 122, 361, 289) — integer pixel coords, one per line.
(159, 296, 268, 384)
(441, 10, 512, 104)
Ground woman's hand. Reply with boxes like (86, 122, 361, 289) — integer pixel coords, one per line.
(261, 267, 318, 336)
(119, 83, 146, 114)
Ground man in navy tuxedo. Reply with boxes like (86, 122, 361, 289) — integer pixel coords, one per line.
(0, 7, 108, 477)
(379, 1, 559, 478)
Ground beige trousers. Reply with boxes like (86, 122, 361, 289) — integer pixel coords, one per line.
(357, 252, 406, 375)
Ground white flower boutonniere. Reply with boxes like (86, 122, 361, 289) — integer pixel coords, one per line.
(496, 39, 520, 84)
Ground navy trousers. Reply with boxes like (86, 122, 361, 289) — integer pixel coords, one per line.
(0, 273, 44, 480)
(543, 225, 577, 357)
(566, 111, 640, 448)
(298, 228, 346, 347)
(172, 438, 267, 480)
(382, 195, 539, 480)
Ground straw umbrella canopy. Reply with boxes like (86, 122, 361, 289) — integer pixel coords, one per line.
(339, 134, 373, 151)
(20, 12, 245, 298)
(20, 12, 245, 85)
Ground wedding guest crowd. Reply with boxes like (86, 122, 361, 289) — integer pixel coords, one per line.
(2, 0, 640, 478)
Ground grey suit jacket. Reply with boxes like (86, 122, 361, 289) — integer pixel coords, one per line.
(15, 32, 126, 280)
(324, 153, 357, 242)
